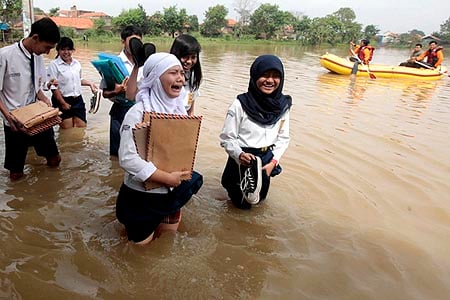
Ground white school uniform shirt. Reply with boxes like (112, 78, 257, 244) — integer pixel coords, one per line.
(47, 56, 83, 97)
(219, 98, 290, 163)
(182, 71, 200, 112)
(118, 101, 169, 193)
(0, 40, 47, 125)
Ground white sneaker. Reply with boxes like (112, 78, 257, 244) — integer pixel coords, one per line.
(240, 156, 262, 204)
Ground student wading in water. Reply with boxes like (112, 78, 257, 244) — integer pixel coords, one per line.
(0, 18, 61, 180)
(220, 55, 292, 209)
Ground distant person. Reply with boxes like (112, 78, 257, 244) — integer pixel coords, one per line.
(399, 43, 424, 67)
(413, 40, 444, 69)
(219, 55, 292, 209)
(47, 37, 98, 129)
(349, 39, 375, 75)
(170, 34, 203, 115)
(0, 17, 61, 180)
(100, 25, 143, 157)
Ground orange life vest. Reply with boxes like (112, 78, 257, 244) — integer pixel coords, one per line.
(425, 46, 443, 66)
(357, 45, 375, 63)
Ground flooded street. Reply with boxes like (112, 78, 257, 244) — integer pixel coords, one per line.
(0, 42, 449, 299)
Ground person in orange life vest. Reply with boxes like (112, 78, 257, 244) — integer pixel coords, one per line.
(413, 40, 444, 69)
(349, 39, 375, 75)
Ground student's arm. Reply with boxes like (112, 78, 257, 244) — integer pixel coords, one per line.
(102, 77, 129, 99)
(271, 110, 290, 163)
(415, 51, 427, 62)
(50, 88, 70, 110)
(147, 169, 192, 187)
(435, 51, 444, 67)
(125, 65, 139, 101)
(36, 89, 51, 106)
(81, 79, 98, 93)
(0, 96, 19, 131)
(219, 100, 244, 162)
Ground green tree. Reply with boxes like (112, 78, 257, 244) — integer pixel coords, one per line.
(59, 27, 76, 38)
(49, 7, 59, 16)
(305, 16, 337, 46)
(112, 5, 148, 34)
(363, 24, 380, 40)
(331, 7, 361, 43)
(34, 7, 45, 15)
(0, 0, 21, 25)
(293, 15, 311, 42)
(93, 18, 107, 35)
(249, 4, 285, 39)
(162, 6, 187, 37)
(439, 17, 450, 42)
(187, 15, 199, 32)
(201, 5, 228, 37)
(148, 12, 163, 36)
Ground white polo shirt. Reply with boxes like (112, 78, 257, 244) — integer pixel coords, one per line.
(47, 56, 83, 97)
(0, 40, 47, 123)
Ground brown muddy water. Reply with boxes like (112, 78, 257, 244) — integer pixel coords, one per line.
(0, 42, 449, 299)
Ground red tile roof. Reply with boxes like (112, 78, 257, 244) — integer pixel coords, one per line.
(49, 16, 94, 30)
(79, 12, 109, 18)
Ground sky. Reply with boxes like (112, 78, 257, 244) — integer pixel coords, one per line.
(33, 0, 450, 35)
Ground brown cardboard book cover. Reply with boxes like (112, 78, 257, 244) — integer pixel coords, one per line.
(10, 101, 62, 135)
(133, 112, 202, 190)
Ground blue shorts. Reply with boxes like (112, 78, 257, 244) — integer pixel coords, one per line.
(52, 95, 87, 123)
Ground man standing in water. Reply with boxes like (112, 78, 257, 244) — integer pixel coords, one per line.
(0, 17, 61, 180)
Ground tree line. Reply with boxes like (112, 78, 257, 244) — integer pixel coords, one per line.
(1, 0, 449, 45)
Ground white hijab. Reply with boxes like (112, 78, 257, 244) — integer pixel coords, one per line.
(136, 52, 187, 115)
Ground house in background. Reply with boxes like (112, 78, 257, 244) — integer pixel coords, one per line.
(379, 31, 400, 45)
(421, 35, 442, 44)
(222, 19, 236, 35)
(32, 5, 112, 36)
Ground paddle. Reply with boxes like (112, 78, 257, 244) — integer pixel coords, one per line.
(414, 60, 434, 69)
(414, 60, 450, 77)
(350, 49, 376, 79)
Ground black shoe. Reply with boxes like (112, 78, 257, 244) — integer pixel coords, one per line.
(239, 157, 262, 204)
(129, 37, 144, 67)
(143, 42, 156, 62)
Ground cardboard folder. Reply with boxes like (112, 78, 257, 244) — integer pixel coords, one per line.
(132, 112, 202, 190)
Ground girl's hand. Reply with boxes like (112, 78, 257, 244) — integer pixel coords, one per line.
(61, 101, 71, 111)
(166, 170, 192, 187)
(262, 161, 276, 176)
(239, 152, 256, 166)
(90, 83, 98, 94)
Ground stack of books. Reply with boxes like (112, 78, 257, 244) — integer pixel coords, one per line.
(91, 53, 129, 90)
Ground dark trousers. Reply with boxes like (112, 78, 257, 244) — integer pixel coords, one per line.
(221, 148, 282, 209)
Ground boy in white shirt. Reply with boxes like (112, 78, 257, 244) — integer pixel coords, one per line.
(0, 17, 61, 180)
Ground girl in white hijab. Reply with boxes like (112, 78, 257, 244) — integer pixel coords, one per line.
(116, 53, 203, 245)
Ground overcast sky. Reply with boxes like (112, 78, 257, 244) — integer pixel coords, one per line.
(33, 0, 449, 35)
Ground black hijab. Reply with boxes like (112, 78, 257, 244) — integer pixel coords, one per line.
(237, 55, 292, 125)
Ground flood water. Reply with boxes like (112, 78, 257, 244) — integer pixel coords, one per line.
(0, 41, 449, 299)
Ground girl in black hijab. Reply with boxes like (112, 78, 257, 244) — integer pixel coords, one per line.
(220, 55, 292, 209)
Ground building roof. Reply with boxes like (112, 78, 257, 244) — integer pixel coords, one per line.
(421, 35, 442, 41)
(79, 12, 109, 18)
(226, 19, 237, 27)
(49, 16, 94, 30)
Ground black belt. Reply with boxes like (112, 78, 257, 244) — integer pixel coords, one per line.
(242, 145, 274, 153)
